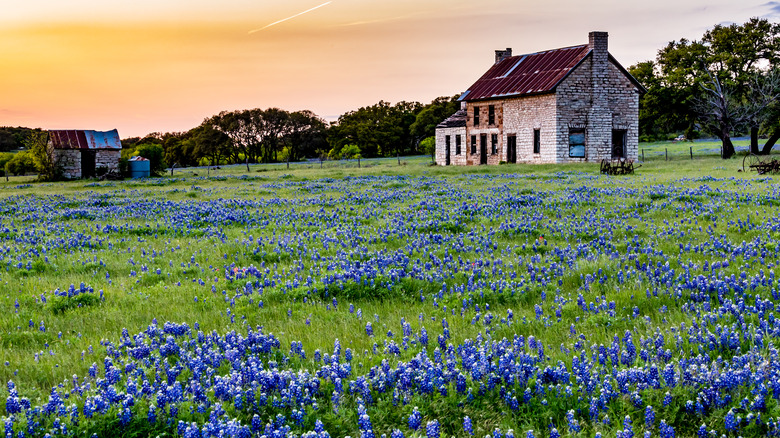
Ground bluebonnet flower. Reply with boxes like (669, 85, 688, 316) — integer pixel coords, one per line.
(408, 407, 422, 430)
(463, 416, 474, 436)
(426, 420, 440, 438)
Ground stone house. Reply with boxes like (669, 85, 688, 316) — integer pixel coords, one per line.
(435, 31, 645, 166)
(48, 130, 122, 179)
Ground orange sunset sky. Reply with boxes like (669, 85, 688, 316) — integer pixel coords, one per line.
(1, 0, 777, 137)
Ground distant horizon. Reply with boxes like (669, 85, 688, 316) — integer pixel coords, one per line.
(1, 0, 777, 138)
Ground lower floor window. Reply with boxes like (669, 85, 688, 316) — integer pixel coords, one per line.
(569, 128, 585, 158)
(455, 135, 461, 155)
(470, 135, 477, 154)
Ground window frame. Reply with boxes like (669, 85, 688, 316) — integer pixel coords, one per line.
(488, 105, 495, 125)
(491, 134, 498, 155)
(473, 107, 480, 127)
(470, 135, 477, 154)
(455, 135, 461, 155)
(568, 128, 586, 158)
(533, 129, 541, 154)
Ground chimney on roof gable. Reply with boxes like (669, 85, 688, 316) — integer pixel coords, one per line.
(588, 31, 608, 63)
(495, 48, 512, 64)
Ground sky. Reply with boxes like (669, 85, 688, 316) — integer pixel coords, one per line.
(1, 0, 778, 137)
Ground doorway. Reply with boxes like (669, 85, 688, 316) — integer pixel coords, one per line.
(611, 130, 626, 159)
(507, 135, 517, 163)
(81, 150, 96, 178)
(445, 135, 451, 166)
(480, 134, 487, 165)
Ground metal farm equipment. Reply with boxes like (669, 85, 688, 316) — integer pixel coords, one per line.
(600, 159, 640, 175)
(743, 153, 780, 174)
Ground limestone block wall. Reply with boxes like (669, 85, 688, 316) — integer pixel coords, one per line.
(52, 149, 82, 179)
(96, 150, 121, 172)
(49, 148, 121, 179)
(465, 102, 503, 165)
(435, 127, 467, 166)
(501, 95, 557, 163)
(555, 56, 640, 162)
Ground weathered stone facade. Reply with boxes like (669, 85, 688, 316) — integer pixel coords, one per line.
(435, 31, 643, 166)
(48, 130, 122, 179)
(52, 149, 82, 180)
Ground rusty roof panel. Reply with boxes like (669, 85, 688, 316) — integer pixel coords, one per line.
(461, 44, 591, 101)
(49, 129, 122, 150)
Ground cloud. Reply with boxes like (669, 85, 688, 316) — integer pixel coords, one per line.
(764, 1, 780, 13)
(249, 1, 332, 34)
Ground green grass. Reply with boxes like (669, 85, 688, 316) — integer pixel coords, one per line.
(0, 147, 778, 437)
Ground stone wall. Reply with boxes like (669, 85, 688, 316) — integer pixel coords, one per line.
(554, 33, 640, 162)
(465, 102, 504, 165)
(52, 149, 82, 179)
(501, 95, 557, 163)
(435, 127, 467, 166)
(96, 150, 121, 172)
(50, 148, 121, 179)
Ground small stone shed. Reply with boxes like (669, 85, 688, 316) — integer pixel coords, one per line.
(48, 130, 122, 179)
(435, 31, 645, 166)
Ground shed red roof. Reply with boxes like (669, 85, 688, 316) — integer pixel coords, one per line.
(460, 44, 591, 101)
(49, 130, 122, 150)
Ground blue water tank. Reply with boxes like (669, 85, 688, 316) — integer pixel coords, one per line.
(128, 159, 150, 178)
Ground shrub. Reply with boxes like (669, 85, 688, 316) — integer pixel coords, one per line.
(5, 152, 34, 176)
(133, 143, 165, 176)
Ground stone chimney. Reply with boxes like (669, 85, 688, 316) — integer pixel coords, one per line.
(494, 48, 512, 64)
(587, 31, 610, 161)
(588, 31, 608, 68)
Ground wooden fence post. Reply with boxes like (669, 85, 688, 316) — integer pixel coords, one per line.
(690, 146, 693, 160)
(642, 149, 645, 162)
(665, 148, 668, 161)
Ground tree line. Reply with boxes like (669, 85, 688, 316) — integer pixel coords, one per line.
(629, 17, 780, 158)
(115, 97, 459, 174)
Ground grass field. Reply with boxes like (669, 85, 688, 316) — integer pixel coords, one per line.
(1, 148, 780, 438)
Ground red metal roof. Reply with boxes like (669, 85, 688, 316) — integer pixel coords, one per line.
(460, 44, 591, 101)
(49, 130, 122, 150)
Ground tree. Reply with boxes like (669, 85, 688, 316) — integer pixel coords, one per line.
(410, 96, 460, 146)
(633, 18, 780, 154)
(695, 72, 744, 158)
(329, 100, 423, 160)
(192, 124, 232, 166)
(284, 110, 327, 165)
(133, 143, 166, 176)
(24, 130, 58, 180)
(6, 151, 35, 176)
(420, 136, 435, 162)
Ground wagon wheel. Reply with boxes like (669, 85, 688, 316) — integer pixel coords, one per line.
(743, 153, 762, 172)
(600, 159, 610, 174)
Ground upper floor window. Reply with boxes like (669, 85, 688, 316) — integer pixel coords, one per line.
(473, 107, 480, 126)
(488, 105, 495, 125)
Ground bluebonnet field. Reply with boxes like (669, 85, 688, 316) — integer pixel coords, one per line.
(2, 162, 780, 438)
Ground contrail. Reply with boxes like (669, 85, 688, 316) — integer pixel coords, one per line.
(249, 1, 332, 34)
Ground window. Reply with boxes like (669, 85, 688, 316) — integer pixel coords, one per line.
(569, 128, 586, 157)
(488, 105, 495, 125)
(473, 107, 480, 126)
(491, 134, 498, 154)
(471, 135, 477, 154)
(455, 135, 461, 155)
(533, 129, 541, 154)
